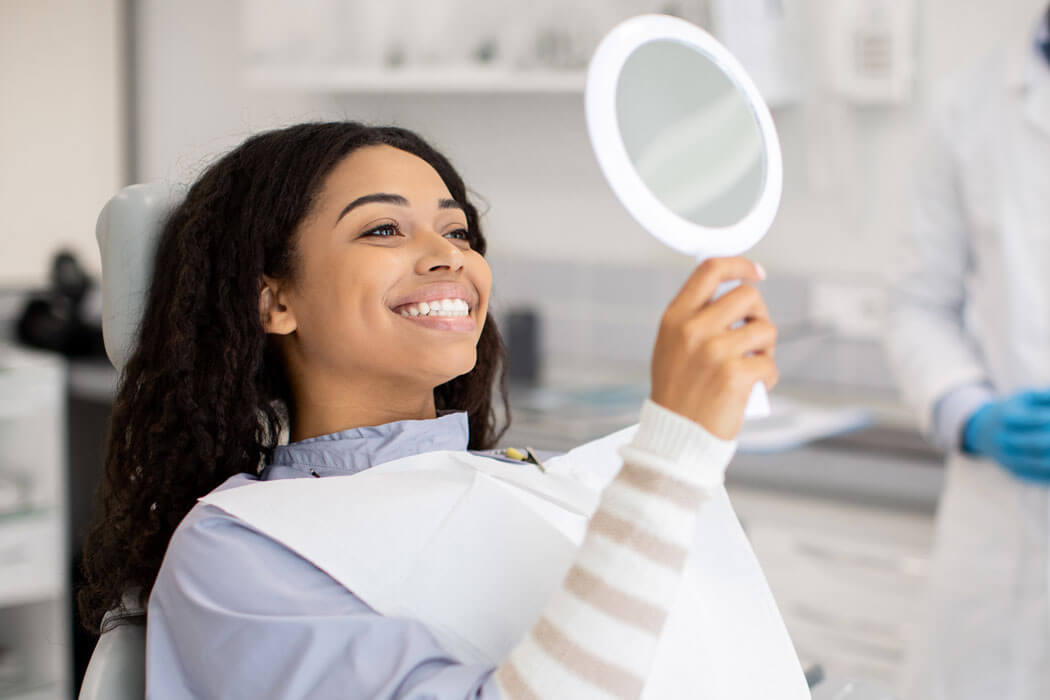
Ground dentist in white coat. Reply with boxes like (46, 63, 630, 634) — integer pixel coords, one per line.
(886, 7, 1050, 700)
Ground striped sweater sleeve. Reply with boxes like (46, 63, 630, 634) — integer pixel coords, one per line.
(494, 399, 737, 699)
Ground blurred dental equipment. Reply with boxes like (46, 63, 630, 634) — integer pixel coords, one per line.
(826, 0, 916, 104)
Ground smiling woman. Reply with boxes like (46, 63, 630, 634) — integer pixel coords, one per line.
(78, 122, 509, 630)
(79, 121, 783, 699)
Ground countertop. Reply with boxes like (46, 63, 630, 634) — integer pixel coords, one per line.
(65, 355, 946, 512)
(501, 363, 944, 514)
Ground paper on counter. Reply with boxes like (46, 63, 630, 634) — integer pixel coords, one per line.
(739, 394, 872, 453)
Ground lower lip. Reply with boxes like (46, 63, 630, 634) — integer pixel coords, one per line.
(393, 311, 477, 332)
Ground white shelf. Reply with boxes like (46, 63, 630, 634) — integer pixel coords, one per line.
(242, 64, 797, 107)
(244, 65, 586, 93)
(0, 349, 65, 422)
(0, 512, 63, 607)
(0, 343, 69, 699)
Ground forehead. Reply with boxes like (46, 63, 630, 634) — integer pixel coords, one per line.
(319, 144, 452, 207)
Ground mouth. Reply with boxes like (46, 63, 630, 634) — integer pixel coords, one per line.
(388, 289, 478, 332)
(391, 297, 472, 319)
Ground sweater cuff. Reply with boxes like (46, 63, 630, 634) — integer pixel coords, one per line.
(619, 399, 737, 489)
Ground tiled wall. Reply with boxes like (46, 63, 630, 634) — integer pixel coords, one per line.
(489, 256, 896, 392)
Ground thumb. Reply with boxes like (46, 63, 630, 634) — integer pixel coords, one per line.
(1019, 387, 1050, 406)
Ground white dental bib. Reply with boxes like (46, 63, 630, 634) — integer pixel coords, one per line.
(201, 426, 809, 699)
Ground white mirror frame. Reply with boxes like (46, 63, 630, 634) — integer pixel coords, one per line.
(585, 14, 783, 258)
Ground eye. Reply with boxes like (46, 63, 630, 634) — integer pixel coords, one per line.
(360, 222, 401, 239)
(445, 227, 470, 242)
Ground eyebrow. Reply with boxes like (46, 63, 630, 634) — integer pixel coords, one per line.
(335, 193, 463, 224)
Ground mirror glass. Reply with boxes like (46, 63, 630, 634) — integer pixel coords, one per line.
(615, 39, 766, 228)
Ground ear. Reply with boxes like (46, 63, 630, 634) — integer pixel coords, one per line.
(259, 275, 297, 335)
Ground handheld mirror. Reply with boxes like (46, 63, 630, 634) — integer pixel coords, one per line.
(585, 14, 783, 417)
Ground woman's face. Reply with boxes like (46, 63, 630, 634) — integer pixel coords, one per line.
(269, 144, 492, 402)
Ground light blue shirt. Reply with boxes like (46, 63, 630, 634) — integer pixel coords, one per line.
(146, 411, 503, 699)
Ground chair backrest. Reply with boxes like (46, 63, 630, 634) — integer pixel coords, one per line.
(78, 607, 147, 700)
(95, 182, 185, 373)
(83, 183, 181, 698)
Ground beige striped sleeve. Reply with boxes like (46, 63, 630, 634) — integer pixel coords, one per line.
(495, 399, 737, 699)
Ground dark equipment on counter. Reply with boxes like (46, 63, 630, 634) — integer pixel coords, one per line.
(16, 250, 105, 357)
(506, 307, 541, 385)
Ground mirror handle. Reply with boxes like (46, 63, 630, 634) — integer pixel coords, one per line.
(745, 381, 771, 418)
(713, 279, 772, 419)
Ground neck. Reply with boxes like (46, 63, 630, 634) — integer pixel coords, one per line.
(288, 376, 438, 443)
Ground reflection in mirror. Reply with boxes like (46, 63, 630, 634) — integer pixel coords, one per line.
(616, 39, 766, 228)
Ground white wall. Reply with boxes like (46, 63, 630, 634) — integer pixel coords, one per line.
(135, 0, 684, 268)
(135, 0, 1047, 281)
(752, 0, 1046, 281)
(0, 0, 124, 287)
(2, 0, 1043, 289)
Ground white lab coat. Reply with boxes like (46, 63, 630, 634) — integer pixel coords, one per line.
(885, 26, 1050, 700)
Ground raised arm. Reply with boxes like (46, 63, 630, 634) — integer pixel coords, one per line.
(497, 257, 776, 698)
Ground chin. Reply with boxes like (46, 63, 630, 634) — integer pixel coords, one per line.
(437, 352, 478, 385)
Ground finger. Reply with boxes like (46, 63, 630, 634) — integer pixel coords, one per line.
(999, 432, 1050, 457)
(701, 283, 771, 330)
(670, 257, 765, 316)
(1002, 407, 1050, 429)
(1005, 459, 1050, 484)
(1019, 389, 1050, 406)
(711, 318, 778, 359)
(736, 353, 780, 392)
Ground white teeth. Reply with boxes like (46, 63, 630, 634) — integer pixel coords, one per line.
(396, 298, 472, 318)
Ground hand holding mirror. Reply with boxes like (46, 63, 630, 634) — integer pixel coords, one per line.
(584, 14, 783, 418)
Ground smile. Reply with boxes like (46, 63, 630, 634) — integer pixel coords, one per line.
(394, 298, 471, 318)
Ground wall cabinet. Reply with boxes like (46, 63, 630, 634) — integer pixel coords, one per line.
(729, 484, 933, 697)
(0, 346, 69, 700)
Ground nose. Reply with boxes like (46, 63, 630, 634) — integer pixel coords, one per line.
(414, 229, 465, 275)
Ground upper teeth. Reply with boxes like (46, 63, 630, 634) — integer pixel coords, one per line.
(398, 298, 470, 318)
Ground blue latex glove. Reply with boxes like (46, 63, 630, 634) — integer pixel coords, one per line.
(963, 388, 1050, 483)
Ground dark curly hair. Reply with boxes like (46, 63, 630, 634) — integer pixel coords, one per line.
(78, 122, 510, 632)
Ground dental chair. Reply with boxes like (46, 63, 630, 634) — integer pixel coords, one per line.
(78, 183, 183, 700)
(79, 183, 892, 700)
(78, 594, 147, 700)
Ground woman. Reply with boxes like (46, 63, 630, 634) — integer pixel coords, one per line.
(80, 122, 784, 698)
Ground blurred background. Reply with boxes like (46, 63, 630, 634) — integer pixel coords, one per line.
(1, 0, 1045, 698)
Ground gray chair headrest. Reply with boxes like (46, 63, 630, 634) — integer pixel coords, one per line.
(95, 183, 186, 372)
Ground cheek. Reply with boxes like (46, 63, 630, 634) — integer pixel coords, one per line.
(472, 254, 493, 313)
(297, 259, 396, 348)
